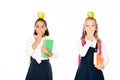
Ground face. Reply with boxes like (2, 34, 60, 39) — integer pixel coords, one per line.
(84, 19, 96, 36)
(35, 21, 47, 35)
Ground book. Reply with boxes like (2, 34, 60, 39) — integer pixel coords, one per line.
(41, 39, 54, 58)
(94, 52, 104, 65)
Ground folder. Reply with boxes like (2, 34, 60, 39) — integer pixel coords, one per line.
(94, 52, 104, 65)
(41, 39, 54, 58)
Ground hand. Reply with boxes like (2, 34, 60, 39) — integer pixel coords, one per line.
(34, 31, 42, 42)
(32, 31, 43, 50)
(37, 30, 43, 39)
(41, 46, 53, 57)
(95, 63, 104, 70)
(41, 46, 48, 54)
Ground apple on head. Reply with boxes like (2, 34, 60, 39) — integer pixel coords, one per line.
(37, 12, 45, 19)
(87, 11, 94, 18)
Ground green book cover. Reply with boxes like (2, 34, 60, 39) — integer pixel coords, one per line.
(41, 39, 54, 58)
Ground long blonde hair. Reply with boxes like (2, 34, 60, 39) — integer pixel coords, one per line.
(81, 18, 100, 42)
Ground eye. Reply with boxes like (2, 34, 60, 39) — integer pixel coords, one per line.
(92, 25, 95, 27)
(86, 25, 89, 27)
(41, 26, 44, 28)
(36, 25, 39, 28)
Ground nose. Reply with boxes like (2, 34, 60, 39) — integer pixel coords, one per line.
(89, 26, 92, 29)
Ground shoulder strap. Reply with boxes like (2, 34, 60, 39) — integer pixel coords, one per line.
(81, 38, 86, 46)
(98, 40, 102, 55)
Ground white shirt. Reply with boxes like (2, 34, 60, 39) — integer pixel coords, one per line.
(77, 38, 109, 66)
(26, 35, 57, 64)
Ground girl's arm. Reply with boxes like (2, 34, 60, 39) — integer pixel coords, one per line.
(41, 46, 53, 57)
(51, 43, 57, 58)
(32, 31, 42, 49)
(101, 42, 110, 66)
(26, 36, 35, 56)
(32, 37, 41, 49)
(26, 35, 41, 56)
(77, 39, 92, 57)
(95, 42, 109, 70)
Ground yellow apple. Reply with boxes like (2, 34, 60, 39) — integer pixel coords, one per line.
(87, 11, 94, 18)
(37, 12, 45, 19)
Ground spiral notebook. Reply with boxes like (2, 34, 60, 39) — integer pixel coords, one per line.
(41, 39, 54, 58)
(94, 52, 104, 65)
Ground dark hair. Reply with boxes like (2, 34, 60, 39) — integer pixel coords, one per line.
(34, 18, 49, 36)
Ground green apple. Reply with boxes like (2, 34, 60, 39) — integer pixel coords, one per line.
(37, 12, 45, 19)
(87, 11, 94, 18)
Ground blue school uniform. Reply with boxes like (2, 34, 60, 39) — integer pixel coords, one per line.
(75, 44, 104, 80)
(25, 58, 52, 80)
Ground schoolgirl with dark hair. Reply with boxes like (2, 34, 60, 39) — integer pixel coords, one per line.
(25, 18, 57, 80)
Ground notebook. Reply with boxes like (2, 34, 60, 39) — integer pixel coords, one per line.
(94, 52, 104, 65)
(41, 39, 54, 58)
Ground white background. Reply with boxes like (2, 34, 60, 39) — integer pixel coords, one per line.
(0, 0, 120, 80)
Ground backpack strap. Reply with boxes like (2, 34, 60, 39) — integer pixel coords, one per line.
(98, 40, 102, 55)
(81, 38, 86, 46)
